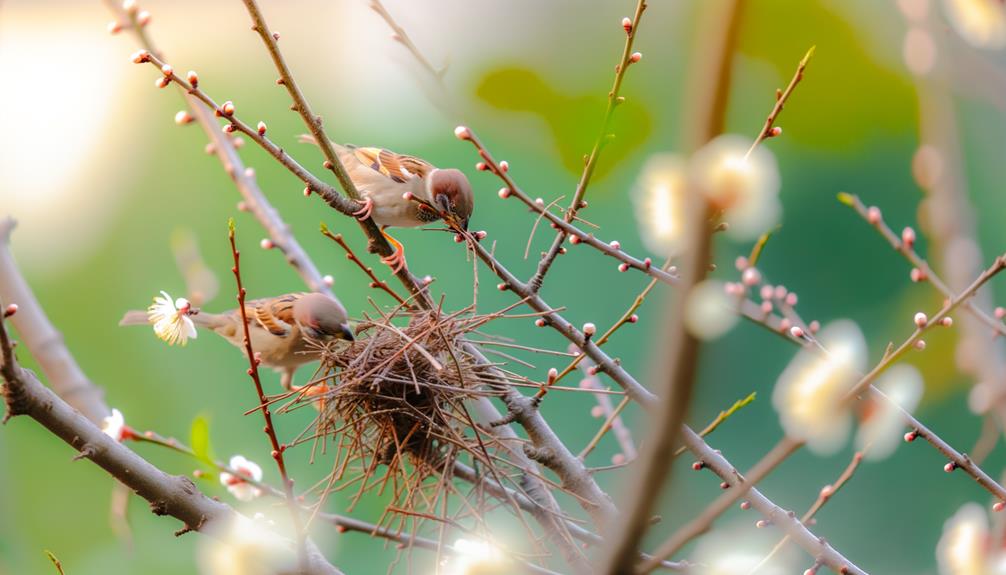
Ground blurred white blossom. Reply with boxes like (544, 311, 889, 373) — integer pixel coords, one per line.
(198, 514, 294, 575)
(941, 0, 1006, 49)
(147, 290, 197, 346)
(937, 503, 1006, 575)
(631, 154, 688, 255)
(855, 365, 924, 460)
(689, 134, 781, 241)
(772, 320, 867, 455)
(100, 408, 129, 442)
(691, 522, 792, 575)
(219, 455, 264, 502)
(684, 280, 739, 341)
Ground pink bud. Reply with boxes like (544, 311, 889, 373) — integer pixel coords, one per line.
(779, 318, 792, 333)
(257, 121, 267, 136)
(236, 201, 248, 212)
(768, 126, 782, 137)
(996, 307, 1006, 320)
(914, 312, 928, 328)
(535, 198, 545, 207)
(741, 267, 761, 286)
(691, 461, 704, 471)
(629, 52, 642, 63)
(160, 64, 173, 77)
(760, 285, 774, 300)
(755, 520, 769, 528)
(995, 502, 1006, 513)
(719, 481, 730, 490)
(122, 0, 137, 13)
(774, 285, 788, 300)
(583, 323, 597, 337)
(499, 160, 509, 173)
(174, 111, 193, 125)
(3, 304, 18, 318)
(131, 50, 150, 64)
(785, 293, 798, 306)
(609, 240, 621, 250)
(107, 20, 124, 34)
(453, 234, 464, 243)
(476, 162, 487, 171)
(790, 326, 805, 339)
(735, 256, 749, 271)
(867, 206, 882, 224)
(547, 367, 559, 382)
(587, 366, 599, 376)
(453, 125, 471, 141)
(901, 226, 916, 249)
(535, 318, 546, 328)
(186, 70, 199, 87)
(137, 10, 151, 26)
(322, 275, 334, 287)
(612, 453, 626, 465)
(244, 167, 255, 179)
(233, 137, 245, 148)
(421, 275, 433, 286)
(820, 484, 834, 498)
(498, 187, 511, 199)
(590, 406, 604, 418)
(941, 317, 953, 327)
(260, 239, 274, 250)
(155, 76, 170, 89)
(618, 263, 630, 272)
(915, 339, 926, 350)
(944, 461, 957, 473)
(910, 267, 926, 283)
(303, 187, 312, 197)
(621, 17, 632, 33)
(760, 301, 773, 314)
(809, 320, 820, 334)
(569, 235, 581, 245)
(904, 430, 918, 442)
(497, 283, 507, 291)
(740, 501, 751, 510)
(222, 101, 235, 116)
(402, 191, 414, 201)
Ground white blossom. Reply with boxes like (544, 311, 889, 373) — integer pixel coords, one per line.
(147, 290, 197, 346)
(941, 0, 1006, 49)
(198, 514, 294, 575)
(100, 408, 129, 442)
(855, 365, 923, 460)
(631, 154, 688, 255)
(936, 503, 1004, 575)
(684, 280, 739, 341)
(219, 455, 264, 502)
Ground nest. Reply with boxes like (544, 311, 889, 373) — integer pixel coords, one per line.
(295, 308, 516, 531)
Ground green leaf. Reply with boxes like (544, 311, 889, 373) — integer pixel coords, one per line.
(190, 414, 215, 469)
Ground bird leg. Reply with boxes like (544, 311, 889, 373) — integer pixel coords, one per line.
(280, 368, 295, 391)
(352, 197, 374, 221)
(379, 229, 408, 274)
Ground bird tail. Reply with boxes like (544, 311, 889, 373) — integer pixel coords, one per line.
(118, 310, 149, 326)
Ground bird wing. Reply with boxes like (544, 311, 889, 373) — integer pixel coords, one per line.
(351, 147, 434, 184)
(245, 294, 301, 337)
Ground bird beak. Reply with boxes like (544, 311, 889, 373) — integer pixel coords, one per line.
(460, 217, 469, 231)
(340, 323, 355, 341)
(434, 193, 452, 216)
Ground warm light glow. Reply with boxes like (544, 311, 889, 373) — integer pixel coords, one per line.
(941, 0, 1006, 49)
(937, 503, 990, 575)
(445, 538, 507, 575)
(772, 320, 866, 455)
(684, 280, 739, 341)
(856, 365, 923, 460)
(689, 135, 781, 241)
(198, 515, 295, 575)
(631, 154, 687, 255)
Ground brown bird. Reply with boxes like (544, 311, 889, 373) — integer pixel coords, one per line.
(120, 291, 354, 389)
(302, 138, 475, 272)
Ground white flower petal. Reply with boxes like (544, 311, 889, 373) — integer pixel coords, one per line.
(101, 408, 126, 442)
(631, 154, 688, 256)
(684, 280, 739, 341)
(937, 503, 990, 575)
(941, 0, 1006, 49)
(772, 320, 866, 455)
(856, 365, 923, 460)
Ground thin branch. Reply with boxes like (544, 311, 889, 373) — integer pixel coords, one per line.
(528, 0, 649, 294)
(320, 223, 407, 306)
(228, 220, 308, 568)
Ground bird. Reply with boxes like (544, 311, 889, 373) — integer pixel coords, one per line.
(301, 138, 474, 273)
(120, 291, 354, 390)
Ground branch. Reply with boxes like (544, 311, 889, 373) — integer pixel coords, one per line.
(0, 218, 108, 424)
(228, 221, 308, 567)
(528, 0, 649, 293)
(0, 312, 340, 575)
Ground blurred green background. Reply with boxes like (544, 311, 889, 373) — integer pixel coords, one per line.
(2, 0, 1006, 573)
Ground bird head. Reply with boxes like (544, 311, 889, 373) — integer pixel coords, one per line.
(429, 169, 474, 231)
(293, 293, 355, 341)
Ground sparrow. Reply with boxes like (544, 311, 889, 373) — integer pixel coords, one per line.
(120, 292, 354, 390)
(301, 137, 475, 272)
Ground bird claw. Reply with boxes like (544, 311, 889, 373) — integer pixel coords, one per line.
(352, 198, 374, 221)
(380, 250, 407, 274)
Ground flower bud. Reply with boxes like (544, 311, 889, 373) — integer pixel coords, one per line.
(454, 125, 471, 141)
